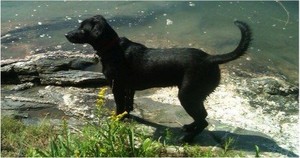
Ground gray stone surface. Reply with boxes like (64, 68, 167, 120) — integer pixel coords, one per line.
(39, 70, 106, 86)
(1, 51, 298, 157)
(1, 51, 102, 86)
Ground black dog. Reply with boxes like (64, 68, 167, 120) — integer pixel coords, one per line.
(66, 15, 252, 142)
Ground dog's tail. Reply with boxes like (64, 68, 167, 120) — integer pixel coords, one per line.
(206, 21, 252, 65)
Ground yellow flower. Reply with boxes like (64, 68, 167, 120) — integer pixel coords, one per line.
(99, 87, 108, 97)
(109, 111, 128, 121)
(96, 87, 108, 107)
(74, 149, 80, 158)
(96, 87, 128, 121)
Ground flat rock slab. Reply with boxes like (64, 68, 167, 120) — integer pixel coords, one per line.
(1, 83, 298, 157)
(130, 96, 298, 157)
(1, 97, 55, 110)
(39, 70, 106, 86)
(1, 51, 103, 86)
(1, 51, 298, 157)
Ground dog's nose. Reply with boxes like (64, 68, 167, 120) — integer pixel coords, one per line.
(65, 33, 72, 40)
(65, 33, 73, 42)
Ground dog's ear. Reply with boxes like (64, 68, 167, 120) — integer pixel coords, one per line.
(93, 15, 106, 22)
(91, 15, 107, 38)
(91, 15, 119, 39)
(92, 23, 103, 38)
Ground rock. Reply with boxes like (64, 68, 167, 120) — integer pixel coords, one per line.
(39, 70, 107, 86)
(2, 96, 56, 110)
(38, 85, 103, 118)
(130, 94, 298, 157)
(249, 77, 298, 96)
(141, 70, 298, 157)
(13, 112, 29, 119)
(1, 78, 298, 157)
(1, 85, 91, 127)
(164, 146, 185, 157)
(1, 51, 104, 86)
(27, 51, 99, 73)
(1, 51, 298, 157)
(1, 63, 21, 83)
(11, 82, 34, 91)
(235, 76, 299, 113)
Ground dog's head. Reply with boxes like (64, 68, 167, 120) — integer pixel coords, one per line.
(65, 15, 119, 48)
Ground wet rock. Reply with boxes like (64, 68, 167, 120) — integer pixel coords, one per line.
(11, 82, 34, 91)
(28, 51, 98, 73)
(234, 76, 299, 114)
(164, 146, 185, 157)
(2, 96, 56, 110)
(1, 85, 91, 127)
(1, 51, 100, 86)
(1, 64, 21, 83)
(143, 70, 298, 157)
(131, 93, 298, 157)
(1, 53, 298, 157)
(13, 112, 29, 119)
(38, 85, 101, 118)
(249, 77, 298, 96)
(39, 70, 106, 86)
(1, 79, 298, 157)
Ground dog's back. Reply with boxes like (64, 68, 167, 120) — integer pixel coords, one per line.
(118, 20, 251, 90)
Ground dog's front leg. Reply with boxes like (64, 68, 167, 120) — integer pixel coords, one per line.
(125, 89, 135, 112)
(112, 82, 128, 115)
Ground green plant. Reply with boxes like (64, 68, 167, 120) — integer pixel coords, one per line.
(163, 128, 173, 145)
(223, 137, 235, 154)
(2, 87, 246, 157)
(255, 145, 260, 157)
(1, 116, 56, 157)
(27, 87, 162, 157)
(183, 144, 203, 157)
(30, 119, 74, 157)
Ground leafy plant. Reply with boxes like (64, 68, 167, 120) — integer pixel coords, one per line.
(223, 137, 235, 154)
(1, 116, 56, 157)
(255, 145, 260, 157)
(2, 87, 246, 157)
(27, 87, 162, 157)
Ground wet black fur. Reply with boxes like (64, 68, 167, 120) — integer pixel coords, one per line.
(66, 15, 252, 142)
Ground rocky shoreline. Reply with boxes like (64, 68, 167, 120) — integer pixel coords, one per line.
(1, 51, 298, 157)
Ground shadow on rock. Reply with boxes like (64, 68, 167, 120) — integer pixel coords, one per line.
(130, 115, 298, 157)
(207, 130, 298, 157)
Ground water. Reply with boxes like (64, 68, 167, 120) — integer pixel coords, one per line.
(1, 1, 298, 84)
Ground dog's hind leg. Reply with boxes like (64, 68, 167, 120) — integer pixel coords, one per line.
(181, 102, 208, 133)
(178, 66, 220, 142)
(178, 87, 209, 142)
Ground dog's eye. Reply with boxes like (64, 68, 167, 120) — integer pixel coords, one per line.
(80, 29, 85, 34)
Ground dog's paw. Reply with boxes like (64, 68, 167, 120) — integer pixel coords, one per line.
(182, 123, 196, 132)
(119, 113, 132, 122)
(125, 106, 134, 112)
(179, 133, 196, 143)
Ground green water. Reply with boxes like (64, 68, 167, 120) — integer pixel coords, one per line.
(1, 1, 299, 84)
